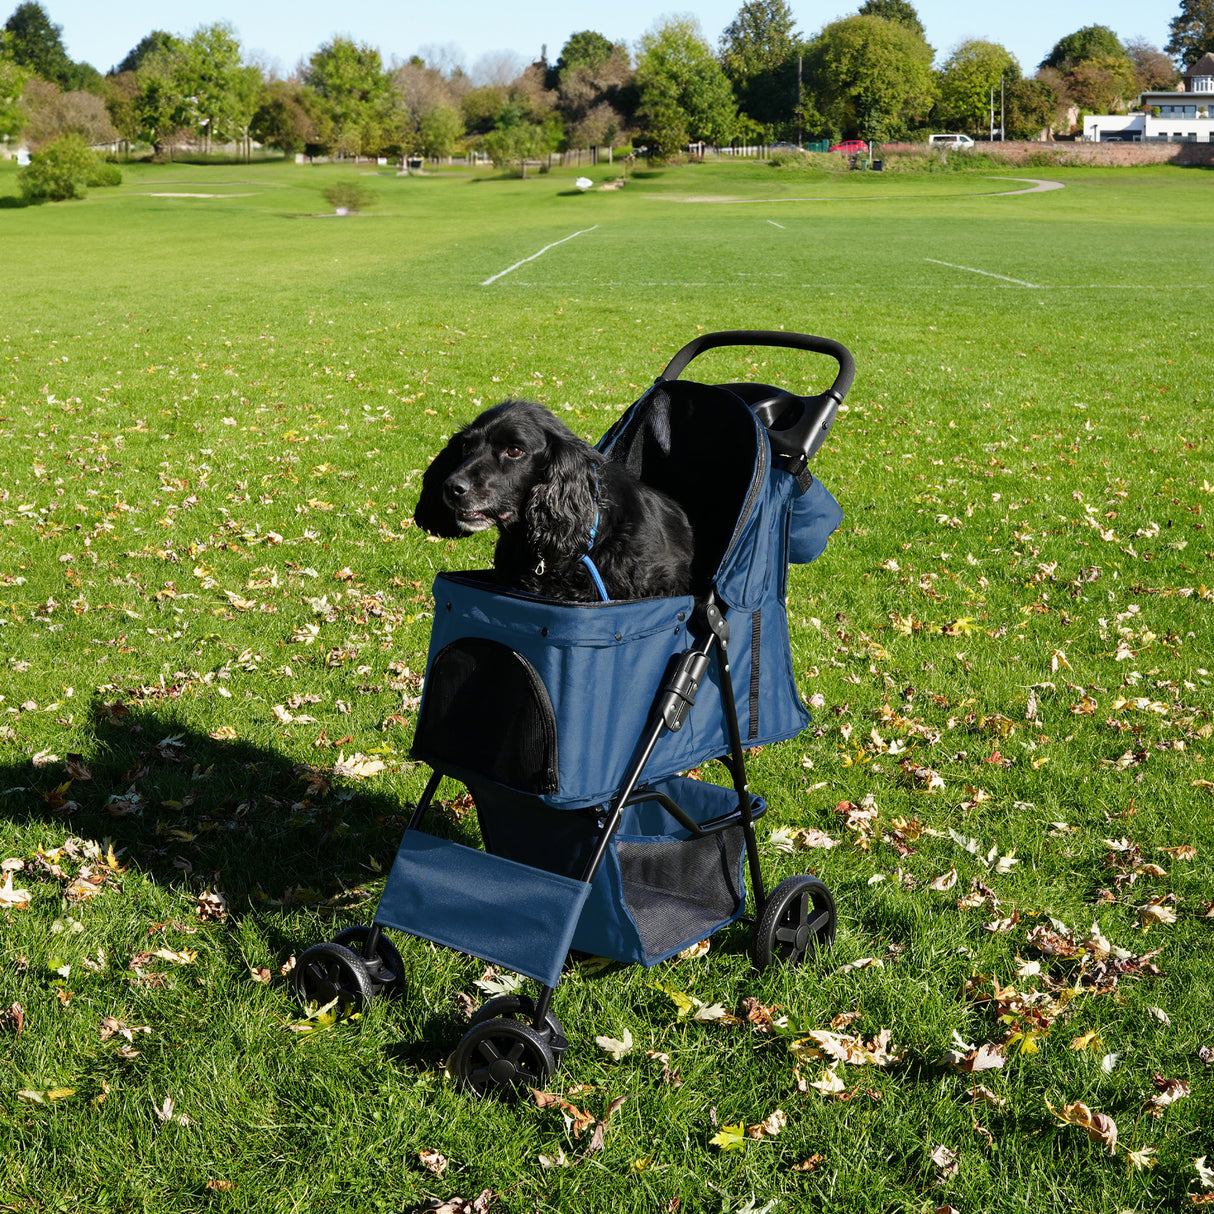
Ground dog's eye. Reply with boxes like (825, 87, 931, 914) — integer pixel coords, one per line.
(504, 445, 526, 459)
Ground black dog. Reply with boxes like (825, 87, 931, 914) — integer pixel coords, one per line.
(414, 400, 694, 601)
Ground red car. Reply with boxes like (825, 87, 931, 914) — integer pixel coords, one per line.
(829, 140, 869, 154)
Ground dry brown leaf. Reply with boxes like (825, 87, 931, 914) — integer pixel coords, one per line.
(1050, 1101, 1118, 1154)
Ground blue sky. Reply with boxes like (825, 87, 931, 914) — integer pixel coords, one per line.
(38, 0, 1175, 78)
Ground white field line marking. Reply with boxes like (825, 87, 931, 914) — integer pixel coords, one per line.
(925, 258, 1039, 287)
(481, 226, 599, 285)
(767, 220, 786, 228)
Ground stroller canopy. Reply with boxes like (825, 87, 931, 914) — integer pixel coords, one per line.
(600, 377, 840, 611)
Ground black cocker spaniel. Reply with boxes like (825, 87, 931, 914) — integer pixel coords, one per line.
(414, 400, 693, 602)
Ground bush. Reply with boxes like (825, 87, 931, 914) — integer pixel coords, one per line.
(18, 134, 96, 203)
(86, 160, 123, 188)
(321, 178, 378, 213)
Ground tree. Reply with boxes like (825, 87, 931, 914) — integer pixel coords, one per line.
(1040, 25, 1125, 70)
(1065, 56, 1137, 113)
(856, 0, 927, 41)
(934, 40, 1019, 135)
(392, 59, 467, 156)
(19, 76, 116, 149)
(481, 100, 547, 175)
(1004, 77, 1061, 138)
(250, 77, 315, 155)
(802, 14, 935, 143)
(1, 34, 30, 142)
(3, 1, 72, 86)
(178, 24, 260, 151)
(719, 0, 801, 139)
(115, 31, 181, 75)
(303, 38, 396, 156)
(554, 31, 617, 79)
(1166, 0, 1214, 66)
(635, 16, 737, 154)
(552, 31, 631, 150)
(1125, 37, 1179, 91)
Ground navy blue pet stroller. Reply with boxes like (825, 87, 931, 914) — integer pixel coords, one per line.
(291, 330, 853, 1096)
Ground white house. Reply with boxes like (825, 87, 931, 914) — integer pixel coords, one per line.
(1084, 52, 1214, 143)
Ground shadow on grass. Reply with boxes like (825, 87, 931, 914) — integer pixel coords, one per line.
(0, 701, 453, 937)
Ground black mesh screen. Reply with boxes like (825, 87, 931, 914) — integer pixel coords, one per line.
(616, 827, 745, 960)
(412, 638, 560, 795)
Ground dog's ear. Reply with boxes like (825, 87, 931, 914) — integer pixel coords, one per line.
(526, 425, 598, 558)
(413, 433, 468, 538)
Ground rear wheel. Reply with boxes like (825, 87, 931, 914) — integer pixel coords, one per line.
(753, 874, 836, 970)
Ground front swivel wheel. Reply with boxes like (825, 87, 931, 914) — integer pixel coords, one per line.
(451, 1018, 556, 1098)
(291, 940, 375, 1013)
(753, 874, 836, 970)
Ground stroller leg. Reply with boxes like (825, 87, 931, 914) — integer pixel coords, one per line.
(703, 602, 769, 910)
(407, 768, 445, 831)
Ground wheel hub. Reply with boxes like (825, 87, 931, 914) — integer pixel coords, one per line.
(489, 1058, 517, 1084)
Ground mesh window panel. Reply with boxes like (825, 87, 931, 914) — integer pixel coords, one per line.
(412, 638, 560, 795)
(616, 828, 744, 961)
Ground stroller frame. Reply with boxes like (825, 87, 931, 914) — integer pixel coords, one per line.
(291, 330, 854, 1097)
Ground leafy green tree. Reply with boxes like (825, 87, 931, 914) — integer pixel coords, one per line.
(178, 24, 260, 150)
(1065, 56, 1137, 113)
(552, 31, 631, 150)
(1166, 0, 1214, 66)
(3, 1, 71, 85)
(132, 43, 193, 157)
(1040, 25, 1125, 70)
(934, 40, 1019, 135)
(1005, 77, 1061, 138)
(554, 31, 617, 79)
(1, 34, 30, 141)
(803, 14, 934, 142)
(393, 59, 466, 155)
(719, 0, 801, 139)
(482, 101, 547, 175)
(303, 38, 395, 157)
(250, 77, 314, 155)
(856, 0, 927, 41)
(115, 31, 181, 75)
(635, 16, 737, 154)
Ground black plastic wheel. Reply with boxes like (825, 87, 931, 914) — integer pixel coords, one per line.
(469, 994, 568, 1066)
(753, 874, 836, 970)
(292, 940, 375, 1013)
(331, 925, 406, 997)
(451, 1017, 556, 1098)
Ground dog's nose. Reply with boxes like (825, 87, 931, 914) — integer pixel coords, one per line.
(444, 474, 469, 504)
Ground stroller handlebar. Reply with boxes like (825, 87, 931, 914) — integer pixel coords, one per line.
(658, 330, 855, 466)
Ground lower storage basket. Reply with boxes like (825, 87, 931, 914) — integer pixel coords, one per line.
(475, 774, 762, 969)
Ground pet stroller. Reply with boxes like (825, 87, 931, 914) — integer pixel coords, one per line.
(292, 330, 853, 1096)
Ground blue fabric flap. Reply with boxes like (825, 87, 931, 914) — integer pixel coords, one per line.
(374, 830, 591, 988)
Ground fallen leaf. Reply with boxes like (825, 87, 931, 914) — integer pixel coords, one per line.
(1049, 1101, 1118, 1153)
(595, 1026, 634, 1061)
(418, 1148, 448, 1176)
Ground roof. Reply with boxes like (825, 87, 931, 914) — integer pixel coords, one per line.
(1186, 52, 1214, 77)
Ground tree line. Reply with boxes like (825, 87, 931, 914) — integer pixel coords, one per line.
(2, 0, 1212, 165)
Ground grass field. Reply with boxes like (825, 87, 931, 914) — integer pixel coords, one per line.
(0, 156, 1211, 1213)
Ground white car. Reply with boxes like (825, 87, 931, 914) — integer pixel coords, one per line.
(928, 133, 975, 149)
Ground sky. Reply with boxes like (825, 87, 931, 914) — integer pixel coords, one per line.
(33, 0, 1175, 79)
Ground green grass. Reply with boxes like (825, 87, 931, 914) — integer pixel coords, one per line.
(0, 156, 1211, 1213)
